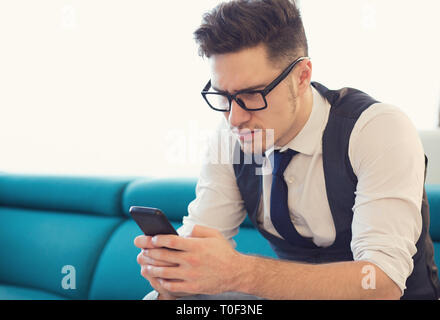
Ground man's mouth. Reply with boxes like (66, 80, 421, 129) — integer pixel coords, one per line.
(232, 129, 256, 142)
(238, 131, 254, 142)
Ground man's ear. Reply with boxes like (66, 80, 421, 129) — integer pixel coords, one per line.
(297, 59, 312, 95)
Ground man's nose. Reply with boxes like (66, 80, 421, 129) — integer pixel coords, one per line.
(227, 99, 251, 128)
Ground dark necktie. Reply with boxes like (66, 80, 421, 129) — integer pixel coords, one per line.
(270, 149, 299, 242)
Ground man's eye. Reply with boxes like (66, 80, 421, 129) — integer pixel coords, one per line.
(238, 93, 261, 101)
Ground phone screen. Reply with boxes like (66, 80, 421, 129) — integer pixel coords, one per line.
(129, 206, 178, 236)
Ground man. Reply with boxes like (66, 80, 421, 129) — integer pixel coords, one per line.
(134, 0, 440, 299)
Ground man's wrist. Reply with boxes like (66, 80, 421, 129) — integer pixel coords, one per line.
(230, 253, 257, 295)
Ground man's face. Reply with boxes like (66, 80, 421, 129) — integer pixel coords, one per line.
(209, 44, 309, 154)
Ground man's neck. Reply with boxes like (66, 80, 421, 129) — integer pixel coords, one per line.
(275, 85, 314, 148)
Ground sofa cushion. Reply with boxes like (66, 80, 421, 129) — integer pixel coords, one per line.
(0, 284, 67, 300)
(122, 178, 197, 221)
(0, 207, 122, 299)
(88, 219, 153, 300)
(0, 173, 132, 216)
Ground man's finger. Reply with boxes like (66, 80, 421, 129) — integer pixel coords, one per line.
(134, 235, 157, 249)
(151, 234, 194, 251)
(159, 278, 194, 295)
(137, 250, 178, 267)
(145, 247, 186, 265)
(145, 265, 184, 280)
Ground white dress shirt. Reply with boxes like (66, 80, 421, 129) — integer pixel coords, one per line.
(178, 85, 425, 294)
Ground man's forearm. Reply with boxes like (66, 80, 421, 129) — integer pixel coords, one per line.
(233, 254, 402, 300)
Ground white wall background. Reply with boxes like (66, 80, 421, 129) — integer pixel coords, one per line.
(301, 0, 440, 129)
(1, 0, 439, 178)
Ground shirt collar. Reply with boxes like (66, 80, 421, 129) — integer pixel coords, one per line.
(265, 85, 328, 157)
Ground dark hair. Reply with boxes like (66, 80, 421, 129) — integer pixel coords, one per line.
(194, 0, 308, 66)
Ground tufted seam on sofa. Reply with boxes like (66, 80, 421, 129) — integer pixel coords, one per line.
(85, 217, 129, 300)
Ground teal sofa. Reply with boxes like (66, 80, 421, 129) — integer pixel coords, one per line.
(0, 173, 276, 300)
(0, 173, 439, 300)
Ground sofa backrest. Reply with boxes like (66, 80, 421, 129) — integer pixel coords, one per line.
(0, 173, 133, 299)
(0, 173, 439, 299)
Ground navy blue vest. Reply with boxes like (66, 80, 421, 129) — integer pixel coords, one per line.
(233, 82, 440, 299)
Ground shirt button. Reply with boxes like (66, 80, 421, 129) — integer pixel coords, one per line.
(286, 176, 294, 184)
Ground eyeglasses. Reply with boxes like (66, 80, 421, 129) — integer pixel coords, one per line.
(201, 56, 309, 112)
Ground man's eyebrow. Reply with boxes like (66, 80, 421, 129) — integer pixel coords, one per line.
(212, 83, 267, 94)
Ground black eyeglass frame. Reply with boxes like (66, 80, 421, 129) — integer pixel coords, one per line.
(201, 56, 309, 112)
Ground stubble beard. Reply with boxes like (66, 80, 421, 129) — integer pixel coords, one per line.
(240, 80, 298, 156)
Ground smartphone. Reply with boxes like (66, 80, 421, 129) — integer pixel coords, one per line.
(129, 206, 178, 236)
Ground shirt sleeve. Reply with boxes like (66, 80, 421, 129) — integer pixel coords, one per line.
(177, 118, 247, 247)
(348, 103, 425, 295)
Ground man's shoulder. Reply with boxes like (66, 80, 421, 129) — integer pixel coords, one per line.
(352, 102, 414, 134)
(348, 102, 424, 173)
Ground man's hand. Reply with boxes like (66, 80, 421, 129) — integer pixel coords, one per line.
(135, 225, 243, 297)
(134, 234, 186, 300)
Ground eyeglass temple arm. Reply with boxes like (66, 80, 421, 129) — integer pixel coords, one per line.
(202, 80, 212, 92)
(264, 56, 310, 96)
